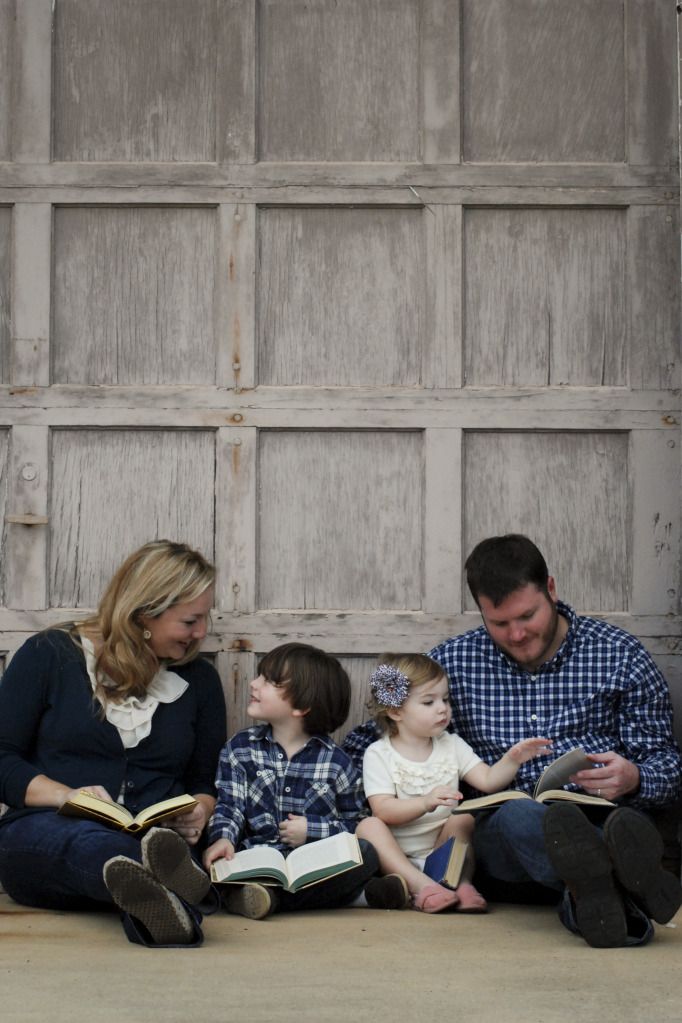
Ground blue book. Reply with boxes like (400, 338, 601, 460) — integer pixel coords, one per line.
(423, 836, 468, 890)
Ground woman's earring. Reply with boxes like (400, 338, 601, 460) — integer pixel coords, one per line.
(143, 629, 152, 640)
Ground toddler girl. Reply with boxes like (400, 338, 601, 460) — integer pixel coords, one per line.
(356, 654, 551, 913)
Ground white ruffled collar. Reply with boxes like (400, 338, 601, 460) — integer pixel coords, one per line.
(81, 635, 188, 749)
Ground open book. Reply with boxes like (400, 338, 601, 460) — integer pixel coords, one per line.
(452, 748, 615, 815)
(210, 831, 362, 892)
(424, 836, 468, 890)
(58, 791, 198, 833)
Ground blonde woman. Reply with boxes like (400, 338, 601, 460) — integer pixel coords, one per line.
(0, 540, 226, 947)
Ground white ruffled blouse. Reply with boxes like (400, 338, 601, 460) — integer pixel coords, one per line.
(81, 636, 188, 750)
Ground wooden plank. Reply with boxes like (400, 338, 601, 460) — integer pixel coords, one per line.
(630, 430, 680, 616)
(463, 431, 630, 612)
(421, 0, 461, 164)
(627, 0, 678, 168)
(52, 206, 217, 385)
(257, 0, 420, 162)
(627, 205, 681, 389)
(0, 0, 13, 161)
(423, 428, 461, 613)
(11, 202, 50, 386)
(48, 429, 215, 607)
(258, 430, 423, 611)
(214, 425, 256, 613)
(217, 0, 255, 164)
(464, 207, 627, 386)
(257, 206, 424, 386)
(461, 0, 625, 163)
(424, 204, 461, 388)
(216, 649, 256, 737)
(12, 0, 51, 163)
(53, 0, 217, 162)
(0, 205, 10, 382)
(0, 427, 9, 604)
(4, 425, 47, 609)
(218, 203, 255, 390)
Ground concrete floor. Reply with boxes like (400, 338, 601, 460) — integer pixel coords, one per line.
(1, 894, 681, 1023)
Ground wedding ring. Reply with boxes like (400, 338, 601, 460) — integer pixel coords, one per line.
(597, 789, 601, 797)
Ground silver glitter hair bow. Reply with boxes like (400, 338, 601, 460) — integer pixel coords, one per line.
(369, 664, 409, 708)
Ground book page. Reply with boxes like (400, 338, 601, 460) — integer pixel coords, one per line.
(60, 791, 132, 826)
(286, 832, 361, 883)
(533, 748, 595, 797)
(211, 846, 287, 884)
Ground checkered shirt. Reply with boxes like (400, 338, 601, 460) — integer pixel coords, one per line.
(209, 724, 365, 851)
(342, 602, 681, 807)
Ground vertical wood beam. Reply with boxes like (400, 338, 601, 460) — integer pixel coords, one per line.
(423, 427, 462, 614)
(217, 203, 256, 391)
(421, 0, 461, 164)
(424, 203, 462, 388)
(217, 0, 257, 164)
(5, 425, 49, 609)
(630, 429, 680, 616)
(215, 425, 257, 614)
(13, 0, 52, 163)
(11, 203, 51, 386)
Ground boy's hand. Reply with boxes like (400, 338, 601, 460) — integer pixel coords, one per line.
(422, 785, 462, 813)
(202, 838, 235, 870)
(279, 813, 308, 847)
(506, 737, 553, 764)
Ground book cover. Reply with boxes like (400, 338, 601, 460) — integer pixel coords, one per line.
(423, 836, 468, 889)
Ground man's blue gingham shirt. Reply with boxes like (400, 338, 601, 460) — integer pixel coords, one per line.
(343, 602, 682, 807)
(209, 724, 366, 852)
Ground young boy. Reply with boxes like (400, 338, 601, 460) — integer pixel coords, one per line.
(203, 643, 408, 918)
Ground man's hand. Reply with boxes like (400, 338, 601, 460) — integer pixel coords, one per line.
(278, 814, 308, 847)
(570, 750, 640, 801)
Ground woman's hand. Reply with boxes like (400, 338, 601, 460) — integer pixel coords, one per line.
(24, 775, 113, 810)
(165, 799, 212, 846)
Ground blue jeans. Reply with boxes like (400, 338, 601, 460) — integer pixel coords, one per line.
(0, 811, 144, 910)
(473, 800, 562, 890)
(276, 838, 380, 913)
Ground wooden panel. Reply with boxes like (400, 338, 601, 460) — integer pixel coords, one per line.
(49, 429, 215, 607)
(258, 431, 423, 610)
(463, 431, 629, 612)
(11, 203, 51, 386)
(53, 207, 216, 385)
(0, 0, 13, 160)
(628, 206, 680, 390)
(4, 425, 48, 610)
(258, 207, 424, 386)
(630, 431, 680, 616)
(258, 0, 420, 162)
(53, 0, 217, 161)
(0, 428, 9, 605)
(464, 208, 627, 386)
(461, 0, 625, 163)
(0, 206, 10, 382)
(628, 0, 678, 167)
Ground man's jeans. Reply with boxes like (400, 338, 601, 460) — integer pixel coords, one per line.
(473, 799, 563, 890)
(0, 810, 144, 910)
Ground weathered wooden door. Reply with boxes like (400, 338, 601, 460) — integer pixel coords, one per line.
(0, 0, 679, 740)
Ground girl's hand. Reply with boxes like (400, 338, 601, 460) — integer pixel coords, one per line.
(203, 838, 235, 869)
(279, 814, 308, 848)
(506, 738, 553, 764)
(422, 785, 462, 813)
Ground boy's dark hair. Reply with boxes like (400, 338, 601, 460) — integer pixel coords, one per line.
(465, 534, 550, 607)
(257, 642, 351, 735)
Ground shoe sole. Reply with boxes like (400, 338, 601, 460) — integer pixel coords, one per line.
(603, 808, 682, 924)
(222, 883, 273, 920)
(543, 803, 627, 947)
(141, 828, 211, 905)
(103, 856, 195, 945)
(364, 873, 410, 910)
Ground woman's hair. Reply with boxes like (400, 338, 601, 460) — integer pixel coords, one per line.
(76, 539, 215, 701)
(367, 653, 445, 737)
(258, 642, 351, 735)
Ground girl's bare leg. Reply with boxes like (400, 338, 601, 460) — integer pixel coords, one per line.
(356, 817, 458, 912)
(433, 813, 487, 912)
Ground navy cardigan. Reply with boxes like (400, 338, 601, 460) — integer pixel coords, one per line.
(0, 630, 226, 824)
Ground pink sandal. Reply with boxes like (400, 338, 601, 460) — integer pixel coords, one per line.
(454, 882, 488, 913)
(413, 882, 459, 913)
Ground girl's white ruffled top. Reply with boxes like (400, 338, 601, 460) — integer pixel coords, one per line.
(81, 635, 188, 750)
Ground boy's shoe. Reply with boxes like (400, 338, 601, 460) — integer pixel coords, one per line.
(543, 803, 627, 948)
(141, 827, 211, 905)
(103, 856, 196, 945)
(222, 883, 277, 920)
(364, 874, 410, 910)
(603, 807, 682, 924)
